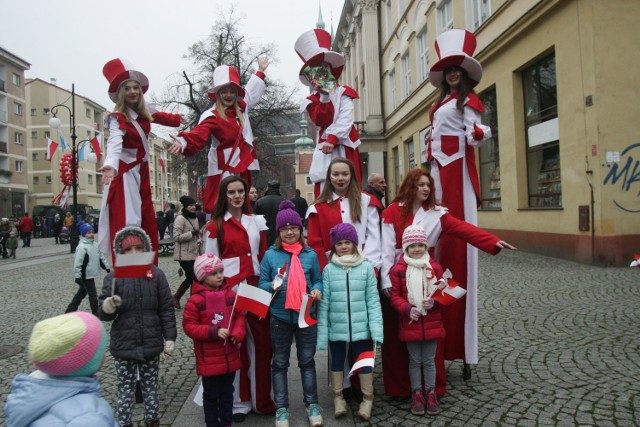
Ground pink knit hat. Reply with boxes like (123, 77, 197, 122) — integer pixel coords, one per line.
(29, 312, 107, 377)
(194, 253, 224, 282)
(402, 225, 430, 252)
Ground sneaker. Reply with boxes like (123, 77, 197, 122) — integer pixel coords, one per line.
(426, 391, 442, 415)
(410, 390, 425, 415)
(275, 408, 290, 427)
(307, 403, 323, 427)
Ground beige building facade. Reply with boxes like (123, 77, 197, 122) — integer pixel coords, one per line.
(0, 47, 30, 218)
(335, 0, 640, 266)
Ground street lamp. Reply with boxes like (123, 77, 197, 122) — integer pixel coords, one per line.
(49, 83, 79, 253)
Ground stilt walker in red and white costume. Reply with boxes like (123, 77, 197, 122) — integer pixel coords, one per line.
(201, 175, 276, 419)
(380, 169, 515, 397)
(98, 58, 184, 264)
(295, 29, 363, 197)
(169, 58, 269, 213)
(427, 29, 494, 391)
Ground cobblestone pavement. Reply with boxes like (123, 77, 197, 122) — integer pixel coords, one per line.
(1, 239, 638, 426)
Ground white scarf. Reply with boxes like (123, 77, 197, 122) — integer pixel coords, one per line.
(331, 248, 365, 272)
(403, 253, 438, 315)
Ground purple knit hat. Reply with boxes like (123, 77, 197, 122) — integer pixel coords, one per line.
(330, 223, 359, 246)
(275, 200, 303, 233)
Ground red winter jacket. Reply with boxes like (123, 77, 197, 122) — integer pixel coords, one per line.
(183, 280, 246, 377)
(389, 257, 446, 342)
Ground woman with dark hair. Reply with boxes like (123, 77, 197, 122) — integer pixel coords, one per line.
(202, 175, 275, 419)
(380, 168, 515, 398)
(306, 157, 381, 271)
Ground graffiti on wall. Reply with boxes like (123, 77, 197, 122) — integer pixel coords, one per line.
(603, 143, 640, 212)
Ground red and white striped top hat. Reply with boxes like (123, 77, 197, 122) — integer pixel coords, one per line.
(429, 29, 483, 88)
(208, 65, 246, 102)
(294, 29, 345, 86)
(102, 58, 149, 103)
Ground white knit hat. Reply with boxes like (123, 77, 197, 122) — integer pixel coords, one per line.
(402, 225, 429, 252)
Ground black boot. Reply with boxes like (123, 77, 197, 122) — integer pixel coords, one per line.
(145, 420, 160, 427)
(463, 363, 471, 380)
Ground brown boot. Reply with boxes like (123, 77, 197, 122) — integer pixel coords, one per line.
(357, 373, 374, 421)
(172, 280, 191, 309)
(331, 371, 347, 418)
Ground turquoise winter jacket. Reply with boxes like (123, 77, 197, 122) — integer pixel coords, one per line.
(74, 237, 109, 280)
(317, 258, 384, 350)
(259, 245, 323, 324)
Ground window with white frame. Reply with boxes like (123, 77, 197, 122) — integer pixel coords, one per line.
(15, 161, 23, 172)
(466, 0, 491, 30)
(438, 0, 453, 32)
(32, 153, 38, 161)
(43, 108, 50, 116)
(31, 108, 37, 116)
(386, 0, 393, 40)
(388, 69, 397, 111)
(14, 132, 23, 145)
(86, 108, 92, 118)
(33, 176, 39, 184)
(46, 176, 52, 184)
(400, 51, 411, 100)
(44, 131, 50, 138)
(416, 28, 429, 83)
(31, 131, 38, 140)
(12, 73, 21, 87)
(14, 102, 22, 116)
(88, 174, 93, 184)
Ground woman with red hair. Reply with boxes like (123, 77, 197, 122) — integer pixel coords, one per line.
(380, 168, 515, 397)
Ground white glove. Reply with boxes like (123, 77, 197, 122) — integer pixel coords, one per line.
(102, 295, 122, 314)
(164, 340, 175, 356)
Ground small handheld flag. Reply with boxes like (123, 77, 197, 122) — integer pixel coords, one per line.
(348, 350, 375, 378)
(114, 252, 155, 279)
(630, 254, 640, 268)
(432, 274, 466, 306)
(273, 263, 288, 291)
(235, 282, 272, 318)
(298, 293, 318, 328)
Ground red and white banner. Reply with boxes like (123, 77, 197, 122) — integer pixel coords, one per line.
(298, 293, 317, 328)
(46, 137, 58, 161)
(348, 350, 375, 378)
(235, 281, 272, 318)
(114, 252, 155, 278)
(89, 134, 102, 162)
(432, 277, 467, 306)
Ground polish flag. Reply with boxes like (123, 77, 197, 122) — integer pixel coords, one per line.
(432, 277, 467, 306)
(89, 134, 102, 162)
(630, 254, 640, 268)
(46, 137, 58, 161)
(298, 293, 317, 328)
(235, 282, 272, 318)
(348, 350, 375, 378)
(159, 156, 166, 174)
(114, 252, 155, 278)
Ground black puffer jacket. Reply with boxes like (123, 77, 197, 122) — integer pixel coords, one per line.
(99, 226, 177, 360)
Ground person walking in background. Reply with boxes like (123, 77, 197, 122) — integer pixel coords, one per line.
(66, 223, 110, 316)
(307, 158, 381, 271)
(33, 215, 42, 239)
(380, 168, 515, 397)
(99, 226, 177, 427)
(317, 223, 383, 421)
(4, 312, 117, 427)
(65, 212, 73, 229)
(18, 212, 34, 248)
(202, 175, 275, 419)
(290, 189, 309, 227)
(156, 211, 166, 241)
(165, 204, 176, 240)
(6, 231, 18, 259)
(195, 204, 207, 230)
(259, 201, 324, 427)
(254, 180, 284, 247)
(389, 225, 446, 416)
(426, 29, 493, 384)
(172, 195, 201, 309)
(168, 58, 270, 214)
(248, 186, 259, 212)
(52, 213, 62, 244)
(363, 173, 387, 213)
(183, 253, 247, 427)
(97, 58, 185, 265)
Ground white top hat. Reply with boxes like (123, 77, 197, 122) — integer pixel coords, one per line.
(208, 65, 245, 102)
(429, 29, 483, 88)
(294, 29, 345, 86)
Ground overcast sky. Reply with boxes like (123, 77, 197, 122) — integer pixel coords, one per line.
(1, 0, 345, 110)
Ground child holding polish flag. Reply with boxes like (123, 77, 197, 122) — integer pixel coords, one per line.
(258, 200, 324, 427)
(389, 225, 446, 417)
(183, 253, 246, 427)
(317, 223, 383, 421)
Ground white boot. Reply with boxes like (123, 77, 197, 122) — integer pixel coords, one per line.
(331, 371, 347, 418)
(357, 373, 374, 421)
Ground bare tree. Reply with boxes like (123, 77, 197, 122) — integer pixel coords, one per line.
(153, 6, 300, 195)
